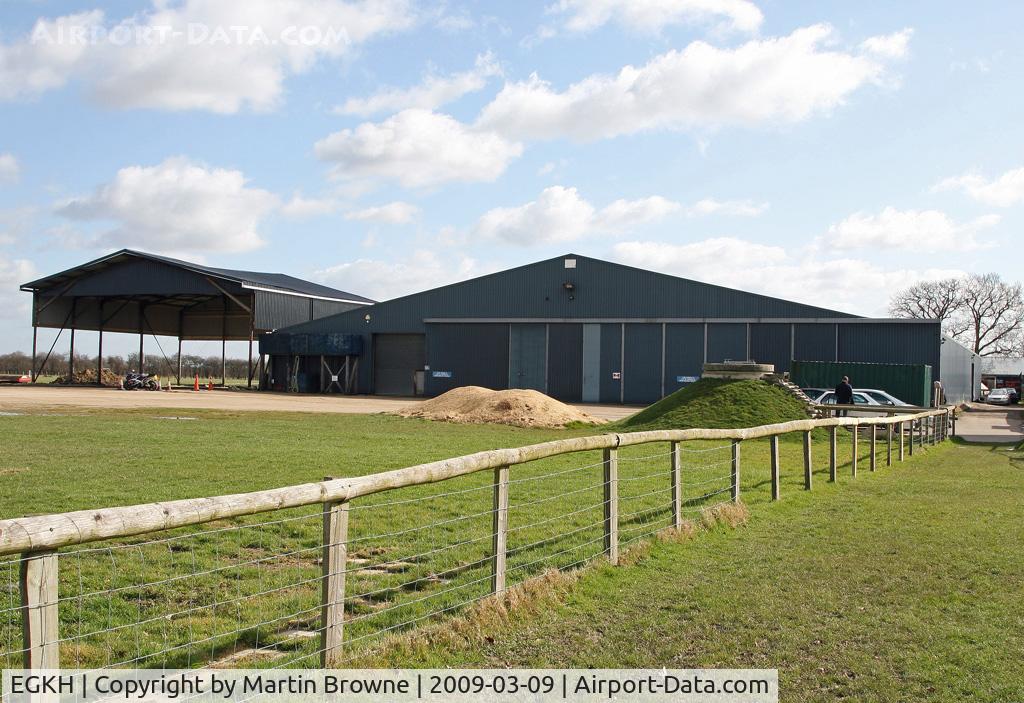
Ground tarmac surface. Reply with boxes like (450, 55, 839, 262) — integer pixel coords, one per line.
(0, 384, 638, 421)
(955, 402, 1024, 444)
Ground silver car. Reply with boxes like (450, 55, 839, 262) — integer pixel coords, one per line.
(986, 388, 1015, 405)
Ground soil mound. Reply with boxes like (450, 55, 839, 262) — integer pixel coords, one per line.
(49, 368, 122, 387)
(395, 386, 603, 429)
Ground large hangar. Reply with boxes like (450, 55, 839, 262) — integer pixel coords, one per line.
(261, 253, 972, 404)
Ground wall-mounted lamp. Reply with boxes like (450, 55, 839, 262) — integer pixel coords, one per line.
(563, 281, 576, 301)
(364, 313, 371, 324)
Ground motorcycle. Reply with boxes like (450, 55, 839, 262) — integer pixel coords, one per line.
(122, 371, 160, 391)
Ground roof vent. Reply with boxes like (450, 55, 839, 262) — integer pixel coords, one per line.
(564, 258, 576, 269)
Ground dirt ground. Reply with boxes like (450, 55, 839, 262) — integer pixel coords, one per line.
(0, 384, 637, 421)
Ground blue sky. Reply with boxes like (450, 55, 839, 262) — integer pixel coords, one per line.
(1, 0, 1022, 357)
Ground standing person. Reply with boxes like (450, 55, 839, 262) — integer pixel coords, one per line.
(835, 375, 854, 417)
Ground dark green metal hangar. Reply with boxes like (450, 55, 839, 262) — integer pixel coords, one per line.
(260, 254, 977, 404)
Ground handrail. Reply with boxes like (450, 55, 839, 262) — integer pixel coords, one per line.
(0, 407, 951, 557)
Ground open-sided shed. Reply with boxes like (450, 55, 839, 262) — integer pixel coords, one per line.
(21, 249, 373, 386)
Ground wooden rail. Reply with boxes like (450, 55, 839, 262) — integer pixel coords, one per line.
(1, 406, 952, 669)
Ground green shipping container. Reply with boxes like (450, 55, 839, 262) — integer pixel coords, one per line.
(790, 360, 933, 407)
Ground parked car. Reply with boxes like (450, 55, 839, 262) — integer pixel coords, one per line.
(815, 390, 881, 407)
(856, 389, 910, 407)
(801, 388, 830, 402)
(986, 388, 1015, 405)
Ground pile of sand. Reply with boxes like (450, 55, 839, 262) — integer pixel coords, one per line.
(395, 386, 604, 429)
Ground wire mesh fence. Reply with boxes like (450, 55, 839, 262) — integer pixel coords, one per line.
(0, 408, 952, 672)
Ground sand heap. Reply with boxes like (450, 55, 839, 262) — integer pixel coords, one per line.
(395, 386, 603, 429)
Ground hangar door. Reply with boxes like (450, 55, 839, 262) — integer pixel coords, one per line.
(373, 334, 426, 396)
(509, 324, 546, 391)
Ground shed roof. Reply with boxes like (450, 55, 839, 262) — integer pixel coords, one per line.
(21, 249, 374, 304)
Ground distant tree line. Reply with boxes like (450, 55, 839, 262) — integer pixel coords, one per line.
(889, 273, 1024, 356)
(0, 351, 255, 379)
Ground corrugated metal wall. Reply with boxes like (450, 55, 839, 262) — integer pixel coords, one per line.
(750, 323, 791, 372)
(425, 323, 508, 395)
(599, 323, 623, 403)
(623, 324, 662, 404)
(707, 323, 746, 362)
(794, 323, 836, 363)
(939, 336, 978, 403)
(547, 324, 583, 401)
(664, 323, 704, 395)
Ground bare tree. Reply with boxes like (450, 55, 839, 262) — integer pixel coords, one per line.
(888, 278, 966, 328)
(889, 273, 1024, 355)
(958, 273, 1024, 356)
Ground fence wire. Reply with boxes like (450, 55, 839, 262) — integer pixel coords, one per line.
(0, 441, 740, 671)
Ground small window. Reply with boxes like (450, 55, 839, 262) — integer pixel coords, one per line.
(564, 258, 577, 269)
(852, 393, 870, 405)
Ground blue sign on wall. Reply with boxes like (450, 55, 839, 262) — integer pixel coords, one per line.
(432, 371, 453, 378)
(676, 375, 699, 383)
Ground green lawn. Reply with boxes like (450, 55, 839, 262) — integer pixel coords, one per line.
(360, 440, 1024, 702)
(0, 406, 1017, 703)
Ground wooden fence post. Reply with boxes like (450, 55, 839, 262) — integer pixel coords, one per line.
(491, 466, 510, 594)
(670, 441, 682, 530)
(899, 421, 906, 460)
(886, 422, 893, 466)
(828, 426, 837, 482)
(851, 425, 858, 478)
(951, 410, 957, 437)
(731, 440, 741, 502)
(802, 431, 813, 491)
(909, 420, 915, 456)
(21, 551, 59, 670)
(603, 448, 619, 566)
(869, 425, 877, 472)
(770, 435, 780, 501)
(321, 500, 349, 668)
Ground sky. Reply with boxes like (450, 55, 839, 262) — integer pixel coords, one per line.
(1, 0, 1022, 359)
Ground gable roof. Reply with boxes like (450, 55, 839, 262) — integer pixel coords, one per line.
(21, 249, 374, 304)
(277, 252, 863, 335)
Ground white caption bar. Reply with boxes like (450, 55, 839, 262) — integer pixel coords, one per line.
(4, 669, 778, 703)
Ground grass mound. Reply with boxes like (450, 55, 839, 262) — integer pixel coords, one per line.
(615, 378, 810, 431)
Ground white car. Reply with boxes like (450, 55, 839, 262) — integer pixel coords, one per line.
(986, 388, 1016, 405)
(815, 390, 882, 407)
(856, 389, 911, 407)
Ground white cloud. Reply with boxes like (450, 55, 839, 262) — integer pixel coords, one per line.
(613, 238, 966, 317)
(860, 28, 913, 59)
(546, 0, 764, 35)
(686, 198, 768, 217)
(473, 186, 679, 245)
(825, 207, 999, 252)
(0, 1, 415, 112)
(345, 201, 420, 224)
(479, 24, 906, 142)
(0, 256, 36, 320)
(281, 194, 341, 218)
(933, 167, 1024, 207)
(56, 157, 278, 255)
(314, 250, 488, 300)
(0, 154, 21, 184)
(335, 52, 501, 116)
(315, 109, 523, 188)
(0, 207, 36, 246)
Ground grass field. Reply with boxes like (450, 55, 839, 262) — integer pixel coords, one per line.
(0, 405, 1015, 700)
(362, 439, 1024, 702)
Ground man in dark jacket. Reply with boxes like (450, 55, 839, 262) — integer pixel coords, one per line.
(835, 376, 854, 416)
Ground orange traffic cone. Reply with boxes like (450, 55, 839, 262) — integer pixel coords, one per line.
(194, 374, 199, 391)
